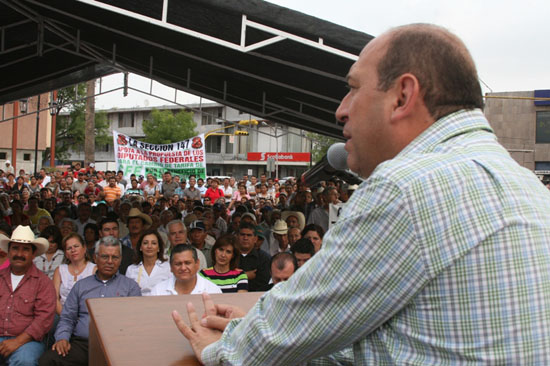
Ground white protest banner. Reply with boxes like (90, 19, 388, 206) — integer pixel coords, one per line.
(113, 131, 206, 179)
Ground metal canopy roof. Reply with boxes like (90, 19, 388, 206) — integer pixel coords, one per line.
(0, 0, 373, 138)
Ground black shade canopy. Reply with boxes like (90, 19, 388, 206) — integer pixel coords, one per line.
(0, 0, 373, 138)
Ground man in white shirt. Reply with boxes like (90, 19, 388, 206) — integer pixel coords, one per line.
(150, 244, 221, 296)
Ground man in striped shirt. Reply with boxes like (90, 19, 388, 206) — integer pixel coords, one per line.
(173, 24, 550, 365)
(103, 177, 121, 205)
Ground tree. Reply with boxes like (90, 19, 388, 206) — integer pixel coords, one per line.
(142, 108, 198, 144)
(307, 132, 341, 162)
(42, 82, 111, 165)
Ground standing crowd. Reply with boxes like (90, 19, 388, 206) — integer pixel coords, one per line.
(0, 161, 356, 365)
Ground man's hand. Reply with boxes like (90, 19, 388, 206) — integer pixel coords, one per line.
(52, 339, 71, 357)
(172, 297, 223, 364)
(201, 302, 247, 332)
(0, 338, 22, 357)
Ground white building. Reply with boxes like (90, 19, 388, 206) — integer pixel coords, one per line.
(65, 102, 312, 178)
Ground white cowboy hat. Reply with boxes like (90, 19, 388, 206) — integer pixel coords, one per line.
(126, 207, 152, 228)
(0, 225, 49, 256)
(272, 219, 289, 235)
(281, 211, 306, 231)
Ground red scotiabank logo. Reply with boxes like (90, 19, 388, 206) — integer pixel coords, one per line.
(247, 152, 310, 162)
(192, 137, 203, 149)
(117, 134, 128, 146)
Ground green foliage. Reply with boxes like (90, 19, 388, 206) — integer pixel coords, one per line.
(307, 132, 341, 162)
(142, 109, 198, 144)
(42, 83, 111, 164)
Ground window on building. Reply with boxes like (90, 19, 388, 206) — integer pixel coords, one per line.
(206, 136, 222, 153)
(535, 162, 550, 171)
(118, 112, 135, 128)
(23, 153, 31, 161)
(287, 128, 303, 152)
(202, 112, 215, 125)
(96, 144, 110, 153)
(0, 152, 6, 160)
(201, 108, 223, 125)
(536, 111, 550, 143)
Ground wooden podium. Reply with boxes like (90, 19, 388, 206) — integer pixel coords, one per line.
(87, 292, 264, 366)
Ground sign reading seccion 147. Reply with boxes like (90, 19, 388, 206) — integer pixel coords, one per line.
(113, 131, 206, 179)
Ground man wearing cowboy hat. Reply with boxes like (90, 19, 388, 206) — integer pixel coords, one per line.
(121, 208, 152, 251)
(281, 211, 306, 232)
(268, 220, 290, 257)
(0, 226, 56, 365)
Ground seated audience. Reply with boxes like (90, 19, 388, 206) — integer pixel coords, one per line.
(39, 236, 141, 366)
(34, 225, 64, 279)
(237, 222, 271, 292)
(287, 227, 301, 247)
(301, 224, 325, 253)
(270, 252, 298, 285)
(291, 238, 316, 268)
(125, 229, 171, 296)
(150, 244, 221, 296)
(0, 226, 55, 365)
(200, 235, 248, 293)
(53, 233, 96, 315)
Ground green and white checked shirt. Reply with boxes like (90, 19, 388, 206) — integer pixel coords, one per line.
(202, 109, 550, 365)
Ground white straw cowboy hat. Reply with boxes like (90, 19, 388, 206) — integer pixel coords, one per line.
(0, 225, 49, 256)
(281, 211, 306, 231)
(272, 219, 289, 235)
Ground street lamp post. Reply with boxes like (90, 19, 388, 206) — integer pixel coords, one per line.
(34, 94, 40, 174)
(49, 91, 58, 169)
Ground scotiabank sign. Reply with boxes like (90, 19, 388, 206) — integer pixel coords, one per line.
(247, 152, 311, 162)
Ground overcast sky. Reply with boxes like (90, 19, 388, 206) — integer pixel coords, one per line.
(95, 0, 549, 110)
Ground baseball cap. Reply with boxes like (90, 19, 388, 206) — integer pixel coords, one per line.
(189, 220, 206, 231)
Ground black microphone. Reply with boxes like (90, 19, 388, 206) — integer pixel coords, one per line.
(301, 143, 362, 186)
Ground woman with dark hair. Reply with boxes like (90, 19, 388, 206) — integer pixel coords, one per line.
(199, 234, 248, 293)
(301, 224, 325, 253)
(5, 173, 16, 191)
(126, 229, 171, 296)
(13, 175, 29, 193)
(34, 225, 65, 279)
(83, 222, 100, 258)
(9, 200, 30, 227)
(53, 232, 96, 314)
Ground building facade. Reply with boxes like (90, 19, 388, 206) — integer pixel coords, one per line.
(484, 90, 550, 177)
(65, 103, 312, 179)
(0, 94, 52, 174)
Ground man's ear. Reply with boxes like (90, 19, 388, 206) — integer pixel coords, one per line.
(390, 73, 421, 122)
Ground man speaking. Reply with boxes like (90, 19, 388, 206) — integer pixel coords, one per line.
(173, 24, 550, 365)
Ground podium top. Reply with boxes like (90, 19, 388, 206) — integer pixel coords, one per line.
(87, 292, 264, 366)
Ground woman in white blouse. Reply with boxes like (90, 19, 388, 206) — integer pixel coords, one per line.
(52, 233, 96, 314)
(125, 229, 171, 296)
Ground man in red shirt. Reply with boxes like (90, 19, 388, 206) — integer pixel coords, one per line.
(0, 226, 56, 365)
(203, 178, 224, 203)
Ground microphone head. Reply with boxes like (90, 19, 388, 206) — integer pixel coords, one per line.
(327, 143, 348, 171)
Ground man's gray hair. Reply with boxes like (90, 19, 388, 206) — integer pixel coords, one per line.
(166, 219, 186, 233)
(95, 235, 122, 254)
(38, 215, 54, 225)
(59, 218, 77, 231)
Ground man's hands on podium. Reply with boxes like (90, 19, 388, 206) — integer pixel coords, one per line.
(172, 293, 247, 364)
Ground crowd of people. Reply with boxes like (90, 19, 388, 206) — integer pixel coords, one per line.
(0, 162, 357, 365)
